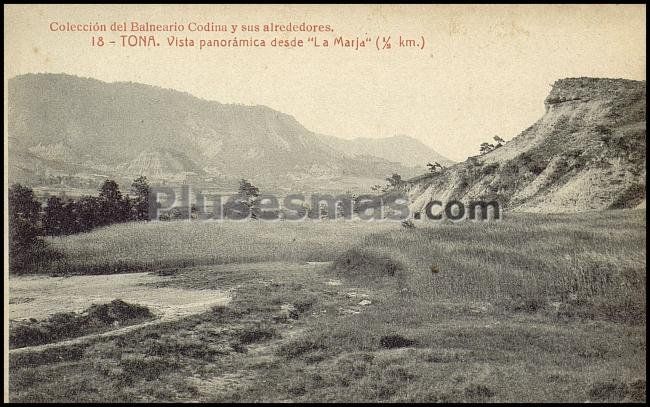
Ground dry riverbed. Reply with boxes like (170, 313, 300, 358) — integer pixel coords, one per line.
(9, 272, 231, 322)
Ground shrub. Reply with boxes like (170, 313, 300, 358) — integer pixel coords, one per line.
(379, 334, 416, 349)
(627, 379, 646, 402)
(9, 344, 86, 369)
(9, 300, 154, 349)
(331, 249, 404, 279)
(86, 299, 154, 324)
(556, 296, 646, 325)
(481, 163, 499, 175)
(238, 327, 276, 344)
(286, 376, 307, 396)
(120, 354, 178, 381)
(9, 324, 52, 349)
(464, 384, 495, 401)
(588, 380, 629, 401)
(335, 353, 374, 383)
(609, 184, 645, 209)
(293, 297, 317, 314)
(145, 336, 224, 360)
(499, 281, 548, 313)
(401, 219, 416, 229)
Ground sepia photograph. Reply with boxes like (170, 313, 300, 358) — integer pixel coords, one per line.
(3, 4, 646, 402)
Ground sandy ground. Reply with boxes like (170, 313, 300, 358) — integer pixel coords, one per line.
(8, 272, 230, 321)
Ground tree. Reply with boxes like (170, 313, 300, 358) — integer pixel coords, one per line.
(97, 180, 120, 225)
(75, 195, 102, 232)
(130, 176, 151, 221)
(319, 202, 329, 220)
(98, 179, 131, 224)
(8, 184, 48, 273)
(335, 191, 356, 219)
(493, 135, 505, 150)
(120, 195, 134, 222)
(237, 179, 260, 219)
(479, 142, 495, 155)
(190, 204, 201, 220)
(9, 184, 41, 225)
(43, 196, 66, 236)
(238, 179, 259, 200)
(61, 199, 78, 234)
(427, 162, 444, 173)
(160, 207, 184, 221)
(351, 193, 360, 216)
(385, 173, 405, 190)
(99, 179, 123, 202)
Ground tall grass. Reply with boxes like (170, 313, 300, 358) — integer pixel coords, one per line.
(10, 210, 646, 402)
(45, 220, 398, 274)
(362, 210, 645, 302)
(43, 210, 645, 312)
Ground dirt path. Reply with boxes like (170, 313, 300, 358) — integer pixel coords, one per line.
(9, 272, 231, 354)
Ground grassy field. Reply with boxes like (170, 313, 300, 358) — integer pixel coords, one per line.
(9, 209, 646, 402)
(45, 210, 645, 305)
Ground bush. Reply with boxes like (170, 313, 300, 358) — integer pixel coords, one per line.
(499, 281, 548, 314)
(335, 353, 374, 384)
(588, 380, 630, 401)
(609, 184, 645, 209)
(331, 249, 404, 279)
(9, 300, 154, 349)
(401, 219, 416, 229)
(85, 299, 153, 324)
(120, 354, 179, 381)
(555, 296, 646, 325)
(379, 334, 416, 349)
(464, 384, 495, 401)
(627, 379, 647, 402)
(293, 297, 317, 315)
(502, 295, 547, 314)
(238, 327, 276, 344)
(9, 344, 86, 369)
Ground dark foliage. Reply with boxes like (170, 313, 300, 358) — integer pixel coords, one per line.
(331, 249, 404, 279)
(9, 184, 62, 274)
(9, 300, 154, 349)
(42, 177, 151, 236)
(379, 334, 417, 349)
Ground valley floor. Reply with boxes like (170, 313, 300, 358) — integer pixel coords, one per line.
(8, 210, 646, 402)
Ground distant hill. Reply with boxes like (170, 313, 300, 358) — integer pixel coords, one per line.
(406, 77, 646, 213)
(8, 73, 438, 192)
(316, 134, 454, 168)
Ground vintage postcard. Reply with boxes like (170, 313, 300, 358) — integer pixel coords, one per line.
(3, 4, 646, 403)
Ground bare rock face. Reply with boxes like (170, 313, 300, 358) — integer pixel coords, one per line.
(406, 77, 646, 213)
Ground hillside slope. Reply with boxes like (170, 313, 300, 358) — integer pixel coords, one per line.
(406, 77, 646, 213)
(316, 134, 454, 168)
(7, 74, 429, 189)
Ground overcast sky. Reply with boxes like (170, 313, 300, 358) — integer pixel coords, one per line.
(4, 4, 646, 161)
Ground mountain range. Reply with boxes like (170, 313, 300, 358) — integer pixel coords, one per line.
(8, 74, 645, 213)
(7, 73, 451, 193)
